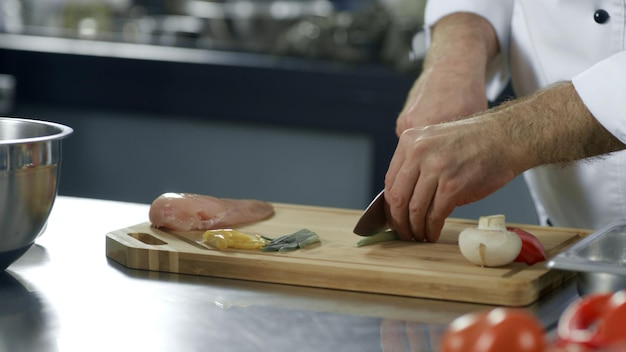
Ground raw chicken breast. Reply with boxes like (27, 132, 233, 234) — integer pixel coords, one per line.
(149, 193, 274, 231)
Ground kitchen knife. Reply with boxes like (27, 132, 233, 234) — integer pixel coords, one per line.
(353, 190, 388, 236)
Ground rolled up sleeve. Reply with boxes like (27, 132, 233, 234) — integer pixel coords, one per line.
(572, 51, 626, 144)
(424, 1, 514, 100)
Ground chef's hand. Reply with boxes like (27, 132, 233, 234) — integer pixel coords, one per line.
(395, 62, 489, 136)
(395, 12, 498, 136)
(384, 116, 518, 242)
(385, 81, 626, 242)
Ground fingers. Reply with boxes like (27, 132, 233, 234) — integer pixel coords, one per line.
(387, 171, 444, 242)
(425, 187, 456, 242)
(385, 129, 456, 243)
(384, 136, 415, 241)
(409, 175, 438, 241)
(385, 134, 437, 242)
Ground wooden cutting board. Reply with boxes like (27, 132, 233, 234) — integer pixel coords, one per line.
(106, 203, 589, 306)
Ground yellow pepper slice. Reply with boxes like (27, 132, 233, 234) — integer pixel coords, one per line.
(202, 229, 269, 250)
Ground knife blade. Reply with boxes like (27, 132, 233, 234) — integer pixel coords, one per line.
(353, 190, 388, 236)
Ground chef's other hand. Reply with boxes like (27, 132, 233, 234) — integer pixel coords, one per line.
(384, 117, 517, 242)
(395, 63, 489, 136)
(395, 13, 498, 136)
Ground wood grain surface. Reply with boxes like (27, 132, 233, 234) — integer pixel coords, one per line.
(106, 203, 589, 306)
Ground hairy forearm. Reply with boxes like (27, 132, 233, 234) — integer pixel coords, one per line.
(493, 82, 625, 171)
(396, 13, 500, 132)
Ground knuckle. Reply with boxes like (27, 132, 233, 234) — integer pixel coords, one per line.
(437, 179, 457, 194)
(386, 188, 407, 207)
(408, 198, 425, 215)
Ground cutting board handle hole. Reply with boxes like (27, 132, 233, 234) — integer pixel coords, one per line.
(128, 232, 167, 246)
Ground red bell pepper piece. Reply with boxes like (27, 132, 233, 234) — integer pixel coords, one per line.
(508, 227, 547, 265)
(557, 290, 626, 349)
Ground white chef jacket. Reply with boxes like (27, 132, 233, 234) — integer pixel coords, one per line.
(423, 1, 626, 229)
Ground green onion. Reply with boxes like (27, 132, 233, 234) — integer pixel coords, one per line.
(261, 228, 320, 252)
(356, 231, 399, 247)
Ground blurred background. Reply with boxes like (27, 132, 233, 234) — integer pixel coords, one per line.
(0, 0, 425, 69)
(0, 0, 537, 224)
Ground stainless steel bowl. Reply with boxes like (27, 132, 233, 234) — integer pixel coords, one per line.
(549, 219, 626, 295)
(0, 117, 73, 269)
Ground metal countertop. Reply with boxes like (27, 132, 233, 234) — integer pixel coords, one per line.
(2, 196, 579, 352)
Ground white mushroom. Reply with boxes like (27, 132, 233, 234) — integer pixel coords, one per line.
(458, 214, 522, 267)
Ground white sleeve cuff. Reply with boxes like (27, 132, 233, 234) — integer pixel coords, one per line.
(572, 51, 626, 144)
(423, 1, 514, 101)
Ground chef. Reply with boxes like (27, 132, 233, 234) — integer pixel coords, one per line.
(384, 1, 626, 242)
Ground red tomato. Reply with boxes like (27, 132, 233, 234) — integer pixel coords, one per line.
(440, 308, 545, 352)
(557, 290, 626, 349)
(545, 343, 591, 352)
(508, 227, 547, 265)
